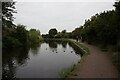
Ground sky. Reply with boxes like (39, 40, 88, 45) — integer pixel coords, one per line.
(13, 1, 115, 34)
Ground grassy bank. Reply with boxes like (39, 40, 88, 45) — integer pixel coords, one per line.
(59, 64, 77, 78)
(59, 39, 89, 78)
(43, 38, 90, 78)
(68, 39, 89, 54)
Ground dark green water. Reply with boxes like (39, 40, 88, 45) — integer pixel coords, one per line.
(2, 40, 82, 78)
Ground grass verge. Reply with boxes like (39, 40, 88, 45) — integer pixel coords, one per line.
(59, 64, 77, 78)
(68, 39, 89, 54)
(59, 39, 90, 78)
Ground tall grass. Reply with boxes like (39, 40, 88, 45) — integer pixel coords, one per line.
(59, 64, 77, 78)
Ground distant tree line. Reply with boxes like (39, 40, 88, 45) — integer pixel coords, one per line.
(43, 1, 120, 49)
(2, 1, 120, 50)
(42, 28, 72, 38)
(2, 0, 120, 71)
(42, 1, 120, 71)
(2, 2, 43, 49)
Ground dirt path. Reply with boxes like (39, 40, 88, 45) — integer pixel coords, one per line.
(71, 43, 119, 78)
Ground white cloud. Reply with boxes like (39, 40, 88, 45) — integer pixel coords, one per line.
(14, 2, 115, 34)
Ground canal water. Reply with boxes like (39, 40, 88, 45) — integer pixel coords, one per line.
(2, 40, 83, 78)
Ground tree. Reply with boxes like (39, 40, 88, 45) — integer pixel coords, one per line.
(2, 1, 16, 27)
(81, 2, 120, 46)
(15, 24, 29, 46)
(29, 29, 43, 45)
(114, 1, 120, 44)
(48, 28, 57, 38)
(114, 1, 120, 12)
(42, 34, 49, 38)
(60, 30, 69, 38)
(72, 26, 83, 39)
(2, 1, 44, 49)
(61, 30, 66, 34)
(2, 1, 18, 48)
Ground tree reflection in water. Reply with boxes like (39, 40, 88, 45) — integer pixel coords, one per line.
(30, 43, 42, 56)
(44, 40, 68, 53)
(2, 48, 29, 79)
(2, 40, 82, 79)
(61, 41, 67, 48)
(49, 41, 57, 48)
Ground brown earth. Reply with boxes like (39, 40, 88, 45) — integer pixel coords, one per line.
(71, 43, 119, 78)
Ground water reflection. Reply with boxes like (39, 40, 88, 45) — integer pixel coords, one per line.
(2, 40, 82, 78)
(44, 40, 68, 49)
(61, 41, 67, 48)
(49, 41, 57, 48)
(30, 43, 42, 56)
(2, 48, 29, 79)
(68, 42, 83, 56)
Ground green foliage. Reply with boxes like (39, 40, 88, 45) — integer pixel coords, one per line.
(72, 26, 83, 39)
(69, 39, 89, 54)
(15, 24, 29, 46)
(2, 2, 16, 19)
(42, 34, 49, 38)
(2, 2, 16, 27)
(59, 64, 77, 78)
(2, 1, 21, 48)
(2, 36, 22, 48)
(55, 32, 69, 38)
(54, 32, 62, 38)
(48, 28, 57, 38)
(60, 30, 69, 38)
(46, 29, 70, 38)
(2, 1, 43, 49)
(2, 24, 29, 48)
(80, 1, 120, 71)
(3, 24, 43, 49)
(29, 29, 43, 46)
(61, 30, 66, 34)
(114, 1, 120, 12)
(81, 10, 119, 46)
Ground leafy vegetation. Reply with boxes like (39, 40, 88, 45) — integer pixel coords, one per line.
(71, 27, 83, 39)
(42, 29, 72, 39)
(2, 0, 120, 74)
(29, 29, 43, 46)
(2, 1, 43, 49)
(48, 28, 58, 38)
(69, 39, 89, 54)
(71, 1, 120, 71)
(43, 1, 120, 72)
(80, 1, 120, 71)
(59, 64, 77, 78)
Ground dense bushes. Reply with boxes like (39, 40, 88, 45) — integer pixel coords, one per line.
(42, 29, 71, 38)
(81, 10, 120, 46)
(69, 1, 120, 46)
(2, 2, 43, 49)
(29, 29, 43, 46)
(2, 24, 43, 49)
(80, 1, 120, 71)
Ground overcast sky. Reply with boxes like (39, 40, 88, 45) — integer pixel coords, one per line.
(13, 1, 115, 34)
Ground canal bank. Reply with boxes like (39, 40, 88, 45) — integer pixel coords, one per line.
(68, 41, 119, 78)
(60, 39, 89, 78)
(3, 39, 82, 78)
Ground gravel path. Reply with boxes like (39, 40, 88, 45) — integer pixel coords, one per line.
(71, 43, 119, 78)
